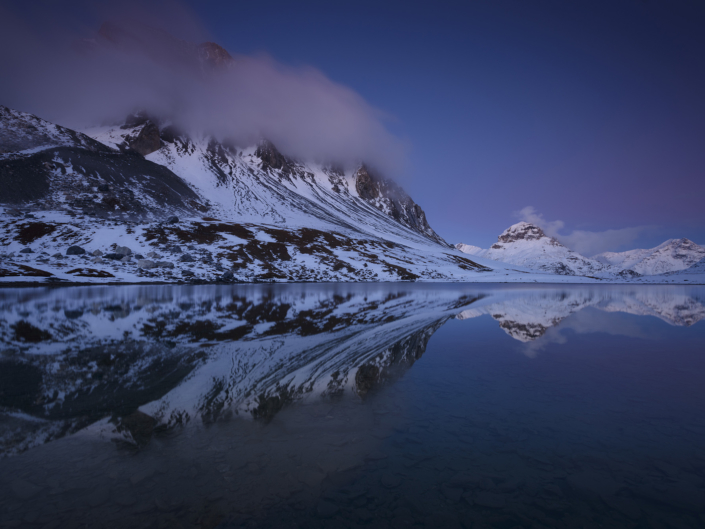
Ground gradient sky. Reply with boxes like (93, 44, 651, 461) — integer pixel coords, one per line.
(4, 0, 705, 253)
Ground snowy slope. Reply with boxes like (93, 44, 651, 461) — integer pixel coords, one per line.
(85, 121, 449, 248)
(594, 238, 705, 275)
(0, 107, 504, 283)
(455, 243, 483, 255)
(0, 106, 109, 160)
(456, 222, 619, 277)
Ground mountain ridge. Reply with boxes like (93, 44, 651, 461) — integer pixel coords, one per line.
(456, 221, 617, 277)
(457, 222, 705, 278)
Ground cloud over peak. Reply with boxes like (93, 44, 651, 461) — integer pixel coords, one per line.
(515, 206, 649, 256)
(0, 11, 405, 175)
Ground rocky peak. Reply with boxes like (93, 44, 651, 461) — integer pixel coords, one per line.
(128, 121, 162, 156)
(198, 42, 234, 68)
(496, 222, 553, 244)
(97, 21, 233, 74)
(255, 140, 293, 175)
(354, 165, 380, 200)
(353, 165, 448, 246)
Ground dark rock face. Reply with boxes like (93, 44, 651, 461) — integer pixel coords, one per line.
(129, 121, 162, 156)
(255, 140, 293, 175)
(354, 165, 448, 246)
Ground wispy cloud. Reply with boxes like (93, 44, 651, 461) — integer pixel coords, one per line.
(515, 206, 649, 256)
(0, 2, 405, 176)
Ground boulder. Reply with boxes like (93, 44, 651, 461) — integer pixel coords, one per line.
(120, 256, 131, 262)
(134, 254, 144, 260)
(104, 253, 123, 260)
(179, 254, 196, 263)
(115, 245, 132, 256)
(52, 253, 62, 258)
(97, 183, 110, 193)
(137, 259, 157, 269)
(166, 216, 179, 224)
(19, 248, 33, 254)
(92, 256, 104, 264)
(156, 261, 174, 269)
(221, 270, 234, 281)
(92, 249, 103, 256)
(66, 245, 86, 255)
(182, 270, 194, 277)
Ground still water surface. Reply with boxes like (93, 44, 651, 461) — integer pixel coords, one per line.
(0, 284, 704, 529)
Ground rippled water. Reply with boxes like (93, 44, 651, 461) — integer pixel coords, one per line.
(0, 284, 704, 529)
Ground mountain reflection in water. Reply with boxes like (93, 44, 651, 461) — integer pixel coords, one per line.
(0, 284, 704, 529)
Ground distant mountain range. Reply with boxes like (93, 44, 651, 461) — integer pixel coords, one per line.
(593, 238, 705, 275)
(456, 222, 705, 279)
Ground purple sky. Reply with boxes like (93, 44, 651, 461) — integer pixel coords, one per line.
(1, 0, 704, 254)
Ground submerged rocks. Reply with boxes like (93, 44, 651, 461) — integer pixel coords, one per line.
(66, 245, 86, 255)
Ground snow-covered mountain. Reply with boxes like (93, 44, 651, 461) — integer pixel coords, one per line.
(0, 24, 700, 285)
(457, 223, 705, 281)
(594, 238, 705, 275)
(456, 222, 620, 277)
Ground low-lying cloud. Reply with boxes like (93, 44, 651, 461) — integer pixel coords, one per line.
(515, 206, 649, 256)
(0, 3, 405, 175)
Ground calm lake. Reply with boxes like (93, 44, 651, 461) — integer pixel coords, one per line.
(1, 284, 704, 529)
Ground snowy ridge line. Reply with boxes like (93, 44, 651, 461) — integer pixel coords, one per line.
(457, 222, 705, 283)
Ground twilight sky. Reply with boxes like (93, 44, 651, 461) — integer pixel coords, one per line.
(2, 0, 704, 253)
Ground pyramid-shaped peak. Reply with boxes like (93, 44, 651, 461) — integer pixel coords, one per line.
(497, 222, 549, 243)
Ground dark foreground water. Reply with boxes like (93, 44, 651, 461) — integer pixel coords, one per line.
(0, 284, 704, 529)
